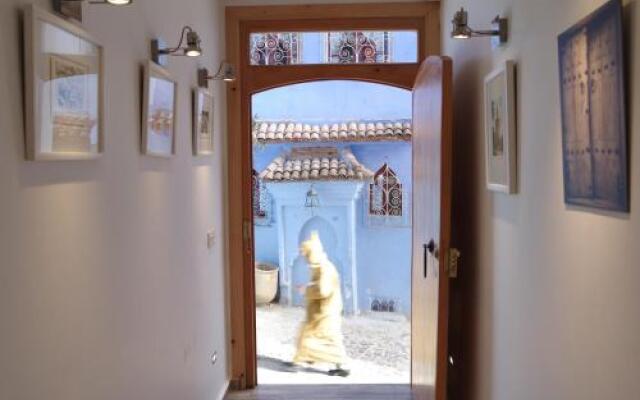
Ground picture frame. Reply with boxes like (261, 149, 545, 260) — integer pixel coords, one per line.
(23, 4, 104, 161)
(142, 60, 177, 157)
(192, 88, 214, 156)
(484, 60, 517, 193)
(558, 0, 628, 212)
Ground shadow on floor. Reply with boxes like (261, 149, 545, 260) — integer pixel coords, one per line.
(258, 355, 329, 376)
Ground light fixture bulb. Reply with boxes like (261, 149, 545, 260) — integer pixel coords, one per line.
(221, 63, 236, 82)
(450, 7, 509, 44)
(185, 30, 202, 57)
(451, 7, 471, 40)
(54, 0, 132, 22)
(197, 62, 236, 88)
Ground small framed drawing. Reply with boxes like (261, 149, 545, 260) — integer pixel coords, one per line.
(192, 88, 214, 156)
(23, 4, 104, 160)
(142, 61, 177, 157)
(484, 60, 517, 193)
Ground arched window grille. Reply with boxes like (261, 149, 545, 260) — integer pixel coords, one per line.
(369, 163, 403, 217)
(252, 169, 272, 224)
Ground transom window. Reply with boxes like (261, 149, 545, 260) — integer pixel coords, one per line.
(249, 31, 418, 65)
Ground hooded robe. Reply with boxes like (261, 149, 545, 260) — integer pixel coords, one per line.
(293, 232, 347, 365)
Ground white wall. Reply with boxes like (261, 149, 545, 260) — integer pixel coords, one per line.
(0, 1, 229, 399)
(442, 1, 640, 399)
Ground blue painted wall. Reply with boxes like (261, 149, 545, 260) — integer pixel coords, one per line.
(252, 81, 413, 315)
(352, 142, 412, 315)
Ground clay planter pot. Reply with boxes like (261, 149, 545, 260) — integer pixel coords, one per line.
(255, 262, 279, 305)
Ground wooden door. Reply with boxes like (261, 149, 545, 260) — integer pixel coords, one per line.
(411, 56, 453, 400)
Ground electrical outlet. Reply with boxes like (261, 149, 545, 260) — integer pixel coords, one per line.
(207, 229, 215, 249)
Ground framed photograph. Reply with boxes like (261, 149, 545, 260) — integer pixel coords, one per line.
(484, 60, 517, 193)
(142, 61, 177, 157)
(23, 4, 103, 160)
(558, 0, 628, 212)
(192, 88, 214, 156)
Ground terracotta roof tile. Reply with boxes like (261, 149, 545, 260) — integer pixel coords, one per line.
(260, 147, 373, 182)
(253, 119, 412, 143)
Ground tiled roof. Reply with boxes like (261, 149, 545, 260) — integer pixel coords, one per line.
(253, 119, 412, 144)
(260, 147, 374, 182)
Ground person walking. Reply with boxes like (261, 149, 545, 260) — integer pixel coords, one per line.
(289, 231, 350, 377)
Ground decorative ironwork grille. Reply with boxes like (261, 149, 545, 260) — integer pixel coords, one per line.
(250, 33, 300, 65)
(252, 169, 272, 224)
(250, 30, 414, 65)
(370, 296, 401, 313)
(328, 31, 390, 64)
(369, 163, 403, 216)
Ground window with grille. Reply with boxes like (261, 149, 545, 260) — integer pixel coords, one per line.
(252, 169, 272, 225)
(249, 31, 418, 65)
(250, 33, 300, 66)
(369, 163, 403, 217)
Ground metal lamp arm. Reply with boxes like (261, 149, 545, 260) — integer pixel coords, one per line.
(197, 62, 235, 87)
(159, 26, 193, 55)
(211, 62, 226, 80)
(471, 15, 508, 43)
(469, 28, 501, 37)
(60, 0, 119, 4)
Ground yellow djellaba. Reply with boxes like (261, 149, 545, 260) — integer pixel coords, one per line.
(292, 231, 350, 377)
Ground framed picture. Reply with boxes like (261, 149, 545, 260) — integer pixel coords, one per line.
(192, 88, 214, 156)
(142, 61, 177, 157)
(558, 0, 628, 212)
(23, 4, 104, 160)
(484, 60, 517, 193)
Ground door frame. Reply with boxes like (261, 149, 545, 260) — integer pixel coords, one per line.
(225, 2, 440, 389)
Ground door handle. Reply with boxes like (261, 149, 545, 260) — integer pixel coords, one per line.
(426, 239, 439, 258)
(423, 240, 439, 279)
(422, 243, 428, 278)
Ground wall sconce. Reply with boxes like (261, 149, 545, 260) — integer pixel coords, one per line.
(151, 26, 202, 66)
(197, 62, 237, 88)
(53, 0, 131, 22)
(451, 7, 508, 45)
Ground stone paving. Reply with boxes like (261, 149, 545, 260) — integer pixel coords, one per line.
(256, 304, 410, 385)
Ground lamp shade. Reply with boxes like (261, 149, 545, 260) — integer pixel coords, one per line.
(451, 8, 472, 39)
(305, 185, 320, 209)
(220, 62, 236, 81)
(185, 30, 202, 57)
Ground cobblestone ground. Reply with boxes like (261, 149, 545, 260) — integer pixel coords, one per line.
(257, 304, 410, 385)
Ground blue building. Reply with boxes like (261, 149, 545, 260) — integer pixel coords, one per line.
(252, 81, 412, 316)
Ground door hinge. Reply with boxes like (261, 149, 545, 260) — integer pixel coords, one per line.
(242, 220, 250, 241)
(242, 220, 252, 253)
(446, 247, 461, 278)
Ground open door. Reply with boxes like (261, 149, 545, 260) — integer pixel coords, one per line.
(411, 56, 454, 399)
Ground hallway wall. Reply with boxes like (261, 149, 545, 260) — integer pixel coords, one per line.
(0, 1, 229, 399)
(442, 1, 640, 399)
